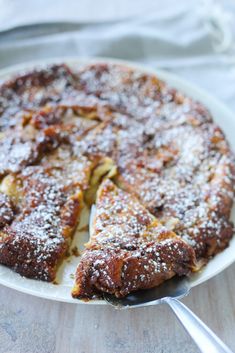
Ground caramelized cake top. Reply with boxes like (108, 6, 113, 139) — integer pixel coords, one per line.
(0, 62, 234, 297)
(72, 179, 196, 298)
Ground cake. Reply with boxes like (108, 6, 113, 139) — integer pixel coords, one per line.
(0, 62, 234, 299)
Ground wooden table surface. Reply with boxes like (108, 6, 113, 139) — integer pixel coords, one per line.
(0, 262, 235, 353)
(0, 1, 235, 352)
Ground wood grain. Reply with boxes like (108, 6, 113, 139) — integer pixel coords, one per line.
(0, 262, 234, 353)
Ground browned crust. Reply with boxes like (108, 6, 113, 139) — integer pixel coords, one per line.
(72, 240, 195, 299)
(72, 180, 196, 298)
(0, 165, 83, 281)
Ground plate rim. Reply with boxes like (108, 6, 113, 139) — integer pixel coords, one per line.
(0, 56, 234, 304)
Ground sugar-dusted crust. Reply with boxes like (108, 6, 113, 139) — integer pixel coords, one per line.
(72, 180, 196, 298)
(116, 120, 235, 258)
(0, 166, 83, 281)
(0, 62, 233, 296)
(75, 63, 235, 259)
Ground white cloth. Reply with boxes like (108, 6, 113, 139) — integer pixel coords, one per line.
(0, 0, 235, 109)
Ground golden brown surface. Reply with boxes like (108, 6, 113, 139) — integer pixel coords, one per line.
(0, 62, 234, 296)
(72, 180, 196, 298)
(0, 166, 83, 281)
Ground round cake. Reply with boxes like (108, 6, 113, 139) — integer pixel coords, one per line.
(0, 62, 234, 299)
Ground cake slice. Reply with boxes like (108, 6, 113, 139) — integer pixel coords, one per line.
(0, 165, 83, 281)
(72, 179, 196, 299)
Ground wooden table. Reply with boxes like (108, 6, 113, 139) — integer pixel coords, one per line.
(0, 1, 235, 352)
(0, 262, 235, 353)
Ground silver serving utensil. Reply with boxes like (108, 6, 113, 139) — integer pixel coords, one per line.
(89, 205, 233, 353)
(104, 277, 233, 353)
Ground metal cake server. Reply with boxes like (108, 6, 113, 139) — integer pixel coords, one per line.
(104, 277, 233, 353)
(89, 205, 233, 353)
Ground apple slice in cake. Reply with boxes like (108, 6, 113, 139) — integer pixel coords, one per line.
(72, 179, 196, 299)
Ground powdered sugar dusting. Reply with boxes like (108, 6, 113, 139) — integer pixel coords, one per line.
(0, 62, 233, 296)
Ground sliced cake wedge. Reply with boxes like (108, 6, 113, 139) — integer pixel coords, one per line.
(0, 165, 83, 281)
(72, 179, 196, 299)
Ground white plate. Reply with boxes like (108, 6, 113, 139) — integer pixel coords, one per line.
(0, 57, 234, 304)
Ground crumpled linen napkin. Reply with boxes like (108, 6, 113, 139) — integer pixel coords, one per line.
(0, 0, 234, 109)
